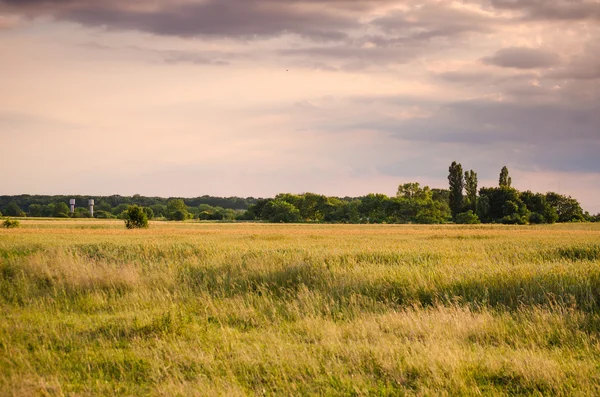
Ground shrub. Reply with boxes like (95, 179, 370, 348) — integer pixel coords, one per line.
(170, 209, 189, 221)
(124, 205, 149, 229)
(528, 212, 546, 224)
(501, 214, 527, 225)
(94, 210, 114, 219)
(73, 208, 91, 218)
(455, 211, 480, 224)
(3, 218, 20, 228)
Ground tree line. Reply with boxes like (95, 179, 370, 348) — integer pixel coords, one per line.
(0, 195, 256, 220)
(1, 164, 598, 224)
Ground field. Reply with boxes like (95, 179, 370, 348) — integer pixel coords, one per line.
(1, 220, 600, 396)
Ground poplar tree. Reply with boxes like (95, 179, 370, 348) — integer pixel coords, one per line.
(464, 170, 478, 211)
(448, 161, 464, 218)
(499, 166, 512, 187)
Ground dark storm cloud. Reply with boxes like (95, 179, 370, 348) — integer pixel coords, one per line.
(0, 0, 370, 40)
(482, 47, 561, 69)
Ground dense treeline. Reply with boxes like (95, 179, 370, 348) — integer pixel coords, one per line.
(1, 164, 598, 223)
(0, 195, 256, 220)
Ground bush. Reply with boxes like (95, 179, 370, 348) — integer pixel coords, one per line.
(73, 208, 91, 218)
(170, 209, 190, 221)
(528, 212, 546, 224)
(94, 210, 114, 219)
(501, 214, 527, 225)
(3, 218, 20, 228)
(455, 211, 480, 224)
(124, 205, 149, 229)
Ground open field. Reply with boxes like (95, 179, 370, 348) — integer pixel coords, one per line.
(1, 220, 600, 396)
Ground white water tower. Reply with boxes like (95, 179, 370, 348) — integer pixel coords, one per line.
(88, 199, 94, 217)
(69, 199, 75, 214)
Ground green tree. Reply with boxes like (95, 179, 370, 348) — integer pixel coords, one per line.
(28, 204, 43, 217)
(261, 200, 300, 223)
(414, 200, 449, 224)
(73, 207, 91, 218)
(112, 204, 129, 216)
(151, 204, 167, 218)
(170, 209, 189, 221)
(42, 204, 55, 217)
(299, 193, 327, 222)
(431, 188, 450, 204)
(476, 195, 491, 223)
(143, 207, 154, 220)
(546, 192, 585, 222)
(4, 202, 25, 217)
(464, 170, 478, 212)
(448, 161, 464, 219)
(455, 210, 480, 224)
(358, 194, 390, 223)
(125, 205, 149, 229)
(53, 202, 70, 218)
(397, 182, 431, 201)
(520, 191, 557, 224)
(479, 187, 528, 224)
(167, 199, 190, 220)
(499, 166, 512, 188)
(96, 200, 112, 213)
(245, 199, 274, 220)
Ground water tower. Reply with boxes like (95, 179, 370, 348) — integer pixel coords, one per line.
(88, 199, 94, 217)
(69, 199, 75, 214)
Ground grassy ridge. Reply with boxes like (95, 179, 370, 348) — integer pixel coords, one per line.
(1, 221, 600, 395)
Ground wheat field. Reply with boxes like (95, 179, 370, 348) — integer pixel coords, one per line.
(1, 220, 600, 396)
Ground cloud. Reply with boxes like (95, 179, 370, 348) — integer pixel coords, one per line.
(279, 44, 421, 70)
(0, 0, 369, 40)
(1, 0, 599, 211)
(482, 47, 561, 69)
(372, 2, 497, 40)
(0, 13, 19, 29)
(546, 43, 600, 80)
(487, 0, 600, 21)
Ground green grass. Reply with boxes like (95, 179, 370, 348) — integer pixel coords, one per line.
(1, 220, 600, 395)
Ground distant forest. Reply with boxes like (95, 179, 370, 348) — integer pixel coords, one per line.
(1, 164, 598, 224)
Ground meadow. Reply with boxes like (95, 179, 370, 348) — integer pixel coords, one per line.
(1, 220, 600, 396)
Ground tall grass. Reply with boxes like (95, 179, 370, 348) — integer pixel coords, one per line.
(1, 220, 600, 395)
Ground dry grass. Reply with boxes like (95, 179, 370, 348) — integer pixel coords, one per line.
(1, 220, 600, 395)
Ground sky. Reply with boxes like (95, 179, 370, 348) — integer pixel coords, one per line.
(0, 0, 599, 212)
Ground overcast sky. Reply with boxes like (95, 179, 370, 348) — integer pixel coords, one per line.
(1, 0, 599, 212)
